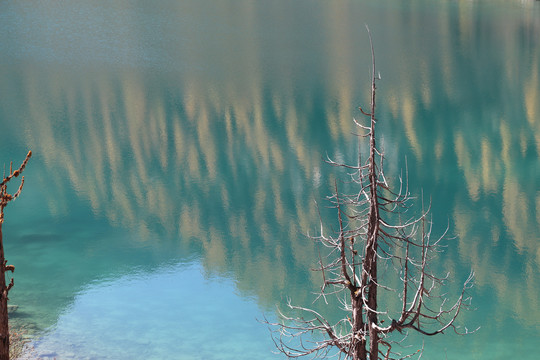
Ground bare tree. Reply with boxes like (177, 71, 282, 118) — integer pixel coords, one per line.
(0, 151, 32, 360)
(268, 31, 475, 360)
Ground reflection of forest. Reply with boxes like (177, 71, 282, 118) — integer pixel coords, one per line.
(377, 0, 540, 327)
(1, 0, 538, 330)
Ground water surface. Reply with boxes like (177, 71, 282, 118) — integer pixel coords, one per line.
(0, 0, 539, 359)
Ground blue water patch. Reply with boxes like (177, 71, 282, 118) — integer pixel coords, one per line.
(29, 262, 281, 360)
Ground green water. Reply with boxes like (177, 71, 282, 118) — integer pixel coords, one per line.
(0, 0, 539, 358)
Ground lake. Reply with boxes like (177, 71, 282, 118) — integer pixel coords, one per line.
(0, 0, 539, 359)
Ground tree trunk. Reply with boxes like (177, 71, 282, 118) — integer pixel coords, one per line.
(352, 295, 367, 360)
(0, 223, 9, 360)
(0, 151, 31, 360)
(365, 233, 379, 360)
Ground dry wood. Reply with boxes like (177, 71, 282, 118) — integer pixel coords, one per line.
(0, 151, 32, 360)
(267, 30, 475, 360)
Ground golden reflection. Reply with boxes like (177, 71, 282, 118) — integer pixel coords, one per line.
(187, 143, 201, 181)
(322, 0, 355, 141)
(537, 192, 540, 233)
(454, 132, 480, 200)
(480, 139, 498, 194)
(196, 107, 217, 180)
(503, 179, 531, 253)
(10, 0, 539, 325)
(386, 89, 400, 120)
(458, 0, 474, 48)
(419, 60, 432, 108)
(172, 115, 185, 166)
(401, 95, 422, 162)
(524, 56, 540, 155)
(434, 138, 444, 161)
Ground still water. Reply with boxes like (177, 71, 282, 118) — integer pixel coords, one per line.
(0, 0, 539, 359)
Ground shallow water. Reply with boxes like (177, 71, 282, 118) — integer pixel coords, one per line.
(0, 0, 539, 359)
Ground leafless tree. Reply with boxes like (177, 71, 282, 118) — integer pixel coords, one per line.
(0, 151, 31, 360)
(268, 30, 475, 360)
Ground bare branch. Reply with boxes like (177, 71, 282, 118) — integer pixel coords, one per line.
(267, 30, 474, 360)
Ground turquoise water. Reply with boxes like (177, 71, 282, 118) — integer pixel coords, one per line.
(29, 262, 278, 359)
(0, 0, 539, 359)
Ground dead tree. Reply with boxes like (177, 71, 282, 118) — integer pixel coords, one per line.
(268, 31, 475, 360)
(0, 151, 31, 360)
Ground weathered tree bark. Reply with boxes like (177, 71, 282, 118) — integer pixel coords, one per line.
(0, 223, 9, 360)
(0, 151, 32, 360)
